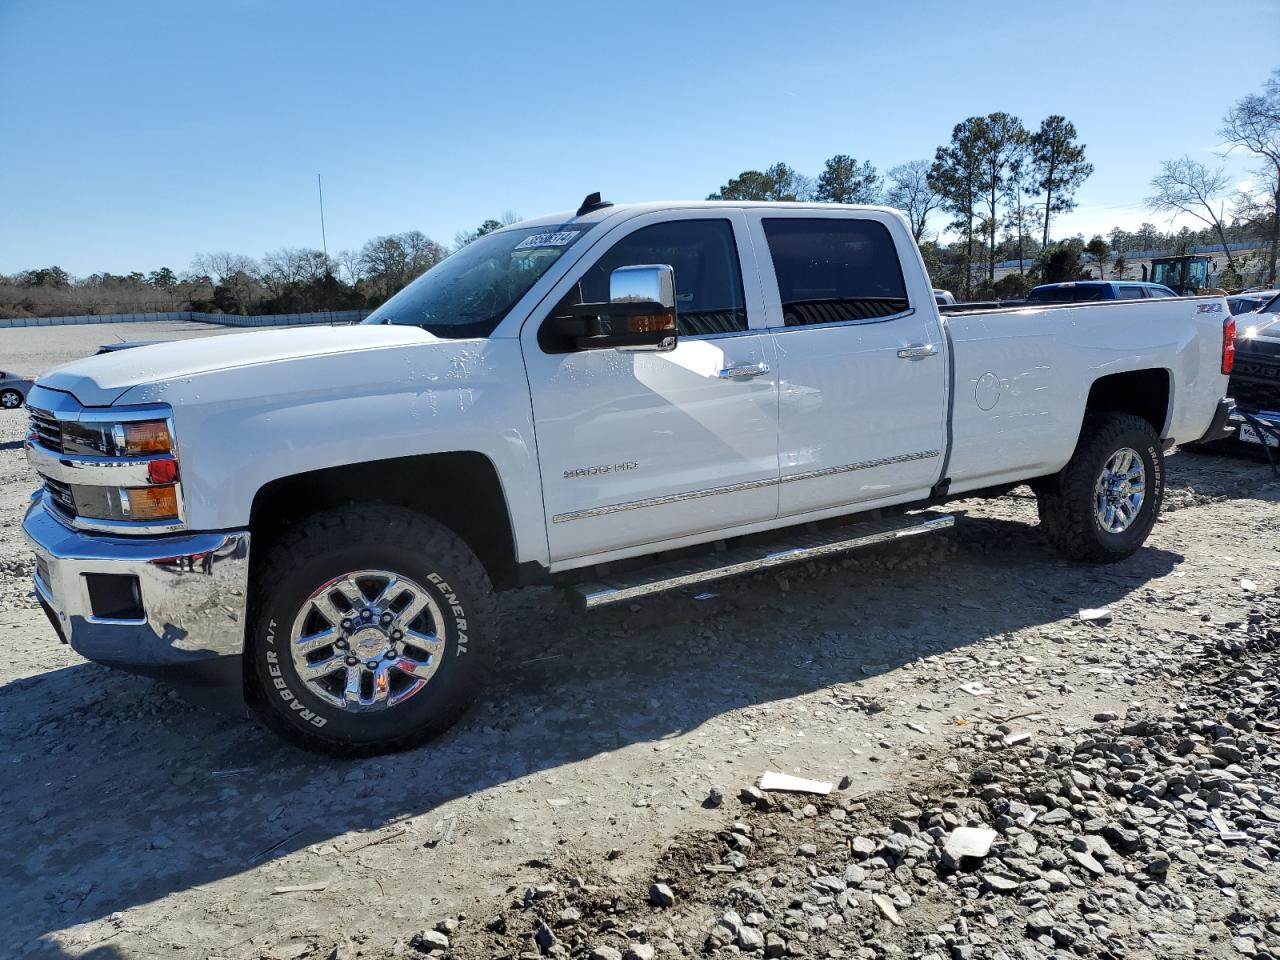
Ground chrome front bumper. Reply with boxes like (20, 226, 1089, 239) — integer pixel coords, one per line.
(23, 493, 251, 667)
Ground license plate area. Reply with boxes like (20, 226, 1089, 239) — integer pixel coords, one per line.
(1239, 422, 1280, 448)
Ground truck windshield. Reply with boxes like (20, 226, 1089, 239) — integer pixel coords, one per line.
(363, 225, 589, 338)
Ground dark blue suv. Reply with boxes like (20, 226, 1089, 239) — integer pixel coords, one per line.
(1027, 281, 1178, 303)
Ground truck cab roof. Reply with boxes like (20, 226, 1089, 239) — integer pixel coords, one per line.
(510, 199, 905, 231)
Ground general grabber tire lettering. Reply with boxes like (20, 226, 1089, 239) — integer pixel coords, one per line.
(1035, 412, 1164, 564)
(246, 505, 496, 756)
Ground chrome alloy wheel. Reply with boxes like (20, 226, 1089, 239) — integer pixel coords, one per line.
(1094, 447, 1146, 534)
(289, 569, 445, 711)
(1, 391, 21, 409)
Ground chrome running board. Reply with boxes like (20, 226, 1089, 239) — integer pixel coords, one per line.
(568, 511, 954, 611)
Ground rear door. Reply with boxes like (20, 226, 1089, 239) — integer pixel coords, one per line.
(744, 210, 948, 518)
(521, 210, 780, 564)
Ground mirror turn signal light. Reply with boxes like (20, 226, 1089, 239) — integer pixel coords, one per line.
(626, 315, 677, 334)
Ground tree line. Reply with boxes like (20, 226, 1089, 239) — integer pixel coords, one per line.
(0, 215, 515, 320)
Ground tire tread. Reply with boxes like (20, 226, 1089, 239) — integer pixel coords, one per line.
(1036, 412, 1163, 564)
(246, 505, 496, 757)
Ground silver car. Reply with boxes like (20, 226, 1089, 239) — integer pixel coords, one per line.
(0, 370, 34, 410)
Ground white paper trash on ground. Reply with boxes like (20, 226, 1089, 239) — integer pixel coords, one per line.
(758, 771, 833, 795)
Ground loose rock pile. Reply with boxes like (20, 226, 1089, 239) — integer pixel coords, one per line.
(414, 592, 1280, 960)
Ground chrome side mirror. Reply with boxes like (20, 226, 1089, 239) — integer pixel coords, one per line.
(610, 264, 675, 310)
(608, 264, 677, 353)
(555, 264, 678, 352)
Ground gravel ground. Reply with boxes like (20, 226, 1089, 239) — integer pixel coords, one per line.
(1, 323, 1278, 960)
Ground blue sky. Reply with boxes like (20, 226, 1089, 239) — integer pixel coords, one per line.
(2, 0, 1277, 276)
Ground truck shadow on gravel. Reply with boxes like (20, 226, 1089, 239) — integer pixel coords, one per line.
(2, 511, 1186, 952)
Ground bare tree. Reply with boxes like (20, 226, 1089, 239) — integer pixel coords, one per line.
(256, 248, 328, 298)
(335, 249, 365, 287)
(359, 231, 447, 298)
(189, 251, 256, 285)
(1146, 157, 1237, 270)
(1221, 68, 1280, 285)
(885, 160, 942, 241)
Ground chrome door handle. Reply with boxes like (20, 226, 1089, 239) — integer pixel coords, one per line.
(897, 343, 938, 360)
(717, 362, 771, 380)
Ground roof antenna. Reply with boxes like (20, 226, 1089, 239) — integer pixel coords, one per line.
(576, 191, 613, 217)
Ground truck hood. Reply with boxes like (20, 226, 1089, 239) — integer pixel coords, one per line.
(36, 323, 438, 406)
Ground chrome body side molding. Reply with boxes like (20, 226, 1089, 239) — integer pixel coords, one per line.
(552, 450, 940, 524)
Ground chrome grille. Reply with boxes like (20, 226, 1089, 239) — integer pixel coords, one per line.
(43, 477, 77, 519)
(28, 408, 64, 453)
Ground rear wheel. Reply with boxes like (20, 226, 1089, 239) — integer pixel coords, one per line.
(0, 389, 23, 409)
(1035, 412, 1164, 563)
(246, 505, 496, 756)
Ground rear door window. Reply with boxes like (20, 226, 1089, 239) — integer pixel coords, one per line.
(762, 218, 909, 326)
(1118, 286, 1145, 300)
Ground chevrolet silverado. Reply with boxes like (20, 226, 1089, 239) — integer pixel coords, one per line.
(23, 196, 1236, 754)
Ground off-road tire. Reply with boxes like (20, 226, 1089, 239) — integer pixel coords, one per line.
(1035, 412, 1164, 564)
(246, 505, 496, 757)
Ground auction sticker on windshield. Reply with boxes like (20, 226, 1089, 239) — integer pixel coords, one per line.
(514, 230, 584, 250)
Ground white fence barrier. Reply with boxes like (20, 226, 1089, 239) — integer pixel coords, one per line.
(0, 309, 371, 330)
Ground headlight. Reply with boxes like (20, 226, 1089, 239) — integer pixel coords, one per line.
(118, 420, 173, 455)
(28, 402, 183, 531)
(60, 418, 173, 457)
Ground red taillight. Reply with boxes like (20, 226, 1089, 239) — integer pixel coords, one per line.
(147, 459, 178, 484)
(1222, 317, 1236, 375)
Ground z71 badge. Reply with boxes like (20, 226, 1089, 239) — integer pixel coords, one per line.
(564, 462, 639, 480)
(1197, 302, 1223, 313)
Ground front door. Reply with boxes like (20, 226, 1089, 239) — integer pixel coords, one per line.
(521, 210, 780, 564)
(745, 211, 948, 518)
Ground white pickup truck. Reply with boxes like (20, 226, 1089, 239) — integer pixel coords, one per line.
(23, 196, 1236, 755)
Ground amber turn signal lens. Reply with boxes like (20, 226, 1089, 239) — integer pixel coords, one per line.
(626, 315, 676, 334)
(126, 485, 179, 520)
(122, 420, 172, 455)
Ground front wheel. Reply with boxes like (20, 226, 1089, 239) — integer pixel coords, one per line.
(1035, 412, 1164, 563)
(0, 389, 23, 410)
(246, 505, 496, 756)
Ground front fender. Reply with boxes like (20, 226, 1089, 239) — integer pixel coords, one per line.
(114, 338, 547, 566)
